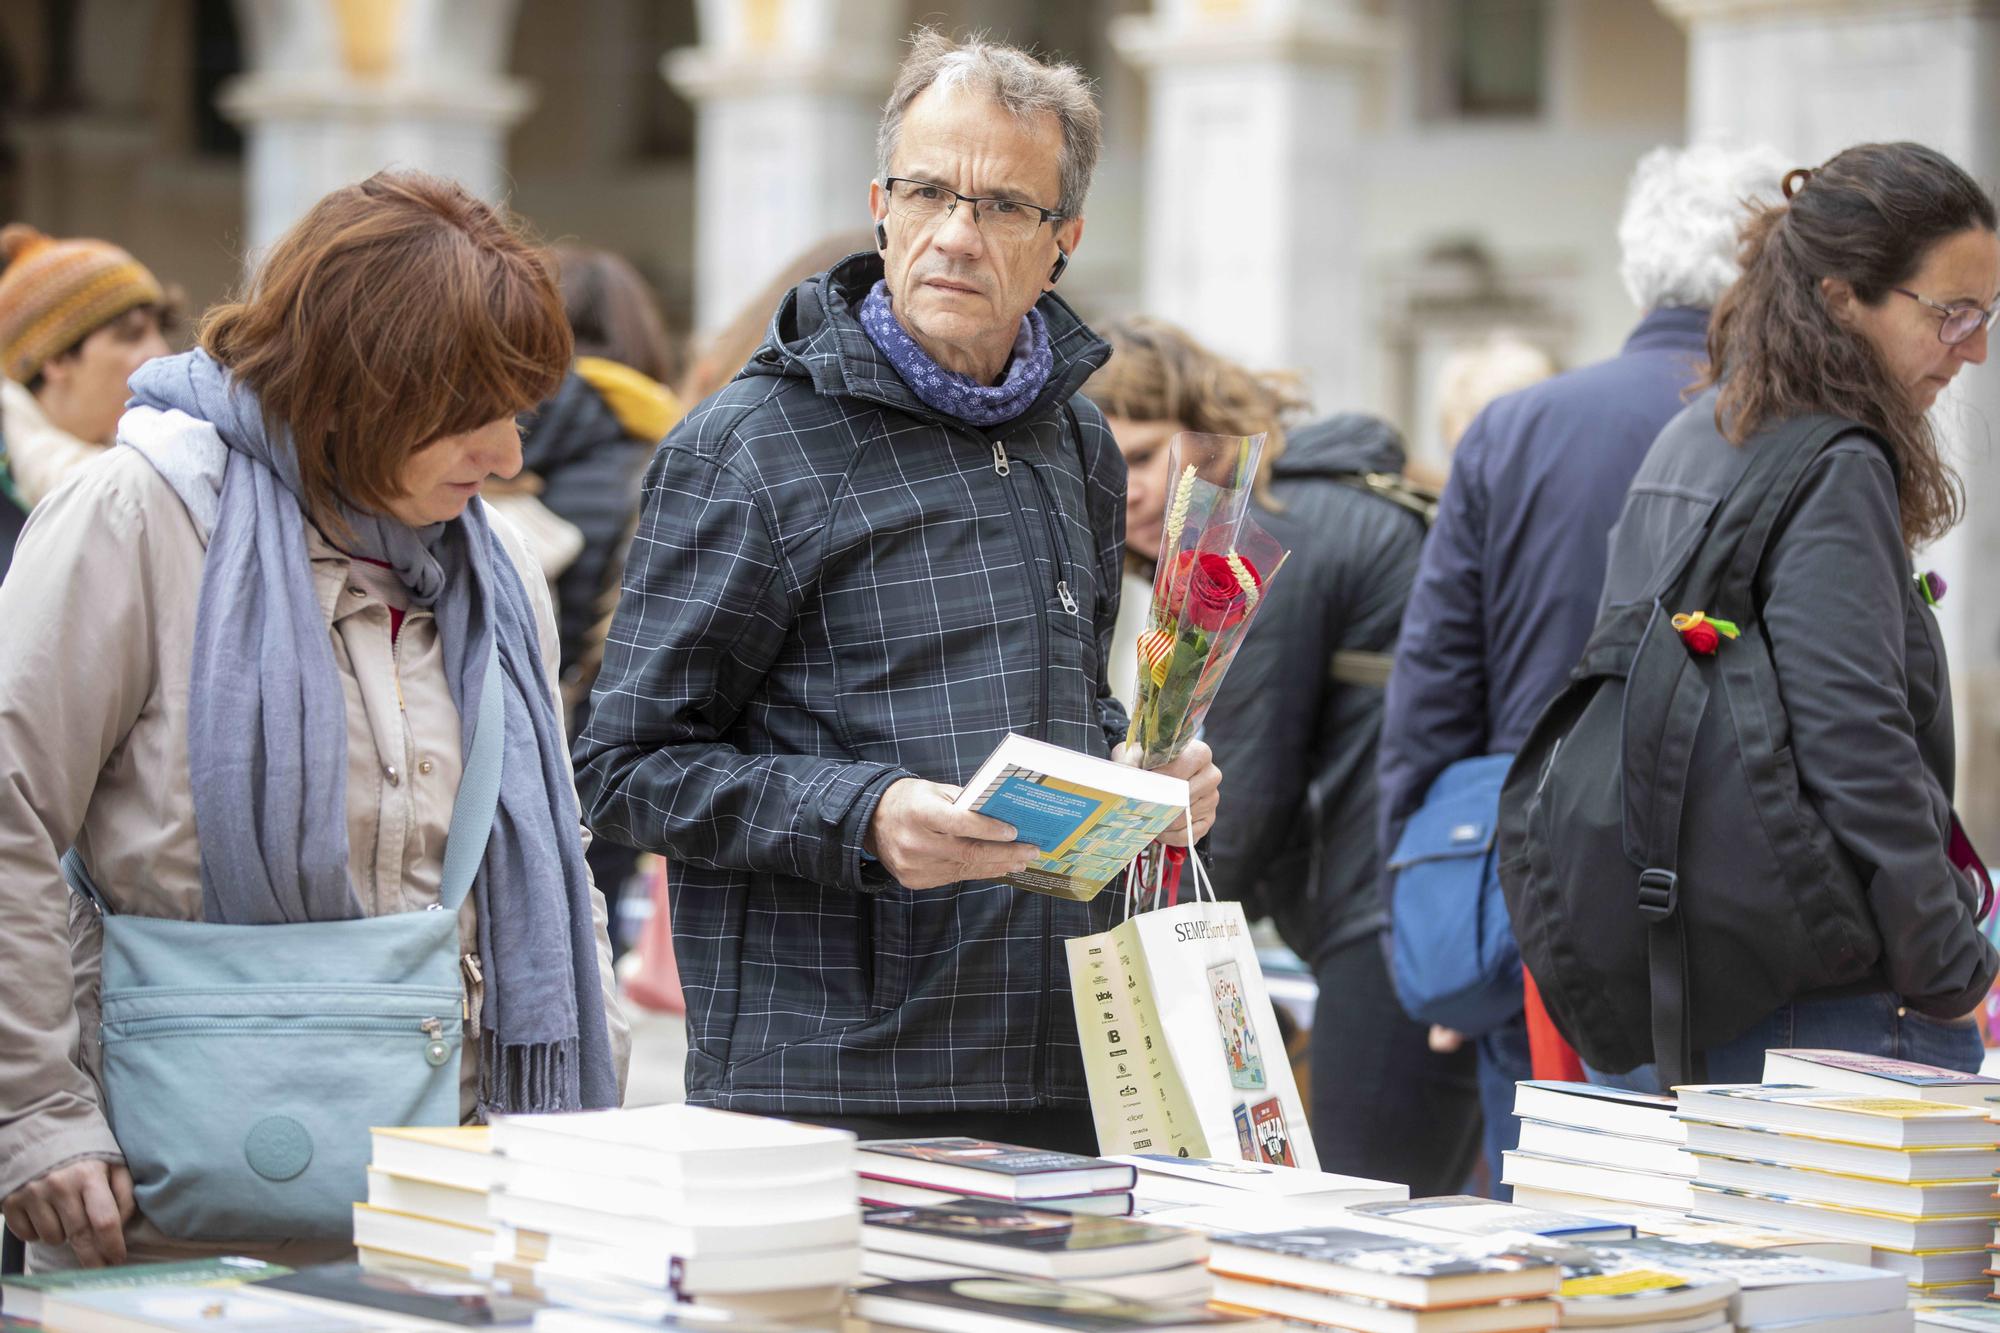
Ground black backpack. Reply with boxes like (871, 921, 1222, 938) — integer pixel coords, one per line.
(1497, 413, 1881, 1087)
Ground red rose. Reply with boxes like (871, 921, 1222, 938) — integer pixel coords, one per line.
(1681, 620, 1720, 655)
(1183, 552, 1262, 633)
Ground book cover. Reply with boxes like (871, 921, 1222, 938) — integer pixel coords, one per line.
(1248, 1098, 1295, 1168)
(852, 1278, 1266, 1332)
(1119, 1154, 1402, 1200)
(1209, 1225, 1550, 1281)
(1685, 1085, 1993, 1119)
(1764, 1050, 2000, 1102)
(1913, 1302, 2000, 1329)
(863, 1199, 1190, 1255)
(1350, 1195, 1635, 1241)
(954, 734, 1186, 901)
(1208, 961, 1265, 1091)
(39, 1284, 375, 1332)
(256, 1263, 541, 1327)
(0, 1257, 287, 1322)
(861, 1138, 1125, 1180)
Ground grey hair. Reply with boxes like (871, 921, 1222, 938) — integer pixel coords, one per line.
(1618, 140, 1791, 310)
(876, 28, 1102, 219)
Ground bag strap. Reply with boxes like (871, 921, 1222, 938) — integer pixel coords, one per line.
(1328, 649, 1393, 688)
(1332, 472, 1439, 528)
(1621, 413, 1857, 1088)
(438, 638, 505, 915)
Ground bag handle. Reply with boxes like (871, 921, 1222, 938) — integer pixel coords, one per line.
(437, 638, 505, 915)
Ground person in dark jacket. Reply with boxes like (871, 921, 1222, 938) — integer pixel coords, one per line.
(1594, 142, 2000, 1084)
(1087, 318, 1482, 1192)
(574, 32, 1219, 1152)
(1379, 142, 1786, 1193)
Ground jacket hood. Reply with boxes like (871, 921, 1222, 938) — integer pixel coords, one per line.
(1274, 411, 1407, 480)
(743, 252, 1110, 428)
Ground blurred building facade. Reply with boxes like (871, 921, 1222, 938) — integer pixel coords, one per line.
(4, 0, 2000, 842)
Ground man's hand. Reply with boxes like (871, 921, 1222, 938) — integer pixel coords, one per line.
(2, 1158, 135, 1267)
(1118, 739, 1222, 847)
(864, 778, 1040, 890)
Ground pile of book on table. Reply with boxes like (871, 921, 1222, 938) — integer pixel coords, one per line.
(1677, 1048, 2000, 1300)
(1502, 1080, 1693, 1214)
(478, 1103, 862, 1319)
(861, 1198, 1214, 1304)
(1115, 1153, 1407, 1218)
(857, 1136, 1141, 1215)
(351, 1123, 501, 1274)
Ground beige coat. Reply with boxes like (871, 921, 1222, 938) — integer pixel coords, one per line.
(0, 423, 630, 1266)
(2, 377, 104, 508)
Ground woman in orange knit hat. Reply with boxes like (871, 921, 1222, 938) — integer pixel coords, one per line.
(0, 224, 173, 558)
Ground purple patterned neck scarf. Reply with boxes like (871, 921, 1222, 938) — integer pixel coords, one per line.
(859, 280, 1054, 427)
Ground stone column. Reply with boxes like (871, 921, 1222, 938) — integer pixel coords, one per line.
(1657, 0, 2000, 844)
(663, 0, 901, 336)
(220, 0, 534, 256)
(1110, 0, 1392, 415)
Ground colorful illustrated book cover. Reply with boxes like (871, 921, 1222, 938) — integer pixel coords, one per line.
(1207, 960, 1265, 1090)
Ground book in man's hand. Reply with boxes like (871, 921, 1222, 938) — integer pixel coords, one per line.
(859, 1138, 1137, 1200)
(953, 734, 1186, 901)
(851, 1277, 1279, 1333)
(862, 1199, 1207, 1278)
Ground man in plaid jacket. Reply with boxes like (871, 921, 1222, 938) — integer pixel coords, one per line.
(575, 32, 1220, 1152)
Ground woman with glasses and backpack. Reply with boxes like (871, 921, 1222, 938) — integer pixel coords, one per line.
(0, 171, 628, 1271)
(1504, 142, 2000, 1089)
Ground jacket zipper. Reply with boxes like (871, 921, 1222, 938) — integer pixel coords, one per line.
(987, 433, 1057, 1106)
(1028, 465, 1080, 615)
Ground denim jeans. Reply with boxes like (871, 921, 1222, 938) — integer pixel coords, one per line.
(1587, 991, 1985, 1093)
(1476, 1009, 1534, 1199)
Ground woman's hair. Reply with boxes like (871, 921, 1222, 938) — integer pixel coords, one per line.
(552, 244, 679, 386)
(200, 170, 572, 527)
(679, 230, 875, 404)
(1701, 141, 1996, 548)
(1085, 316, 1308, 506)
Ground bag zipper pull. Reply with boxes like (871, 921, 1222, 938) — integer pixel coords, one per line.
(421, 1016, 451, 1066)
(462, 953, 483, 1040)
(1056, 580, 1078, 614)
(992, 441, 1011, 476)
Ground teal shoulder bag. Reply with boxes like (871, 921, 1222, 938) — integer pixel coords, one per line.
(61, 643, 503, 1242)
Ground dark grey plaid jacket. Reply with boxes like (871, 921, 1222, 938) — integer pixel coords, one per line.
(575, 254, 1128, 1112)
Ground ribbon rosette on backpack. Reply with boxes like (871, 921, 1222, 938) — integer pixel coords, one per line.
(1126, 432, 1290, 900)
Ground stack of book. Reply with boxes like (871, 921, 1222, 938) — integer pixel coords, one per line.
(482, 1104, 861, 1318)
(1113, 1154, 1405, 1218)
(1346, 1195, 1635, 1244)
(1502, 1080, 1693, 1214)
(860, 1198, 1213, 1304)
(1678, 1079, 2000, 1300)
(857, 1137, 1139, 1215)
(1204, 1223, 1562, 1332)
(349, 1124, 503, 1276)
(1553, 1236, 1911, 1332)
(853, 1277, 1280, 1333)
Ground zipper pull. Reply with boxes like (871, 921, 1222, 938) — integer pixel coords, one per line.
(1056, 580, 1079, 614)
(992, 441, 1011, 476)
(462, 953, 483, 1041)
(421, 1016, 451, 1067)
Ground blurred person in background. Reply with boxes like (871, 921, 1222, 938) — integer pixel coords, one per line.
(1378, 140, 1788, 1196)
(1088, 317, 1483, 1193)
(0, 225, 173, 578)
(678, 231, 877, 405)
(1405, 332, 1557, 493)
(0, 171, 626, 1270)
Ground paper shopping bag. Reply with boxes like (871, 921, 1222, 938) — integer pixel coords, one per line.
(1068, 895, 1318, 1170)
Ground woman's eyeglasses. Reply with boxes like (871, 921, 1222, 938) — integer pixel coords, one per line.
(1892, 286, 2000, 346)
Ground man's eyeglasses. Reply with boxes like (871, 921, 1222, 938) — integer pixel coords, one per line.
(1892, 286, 2000, 346)
(882, 178, 1065, 241)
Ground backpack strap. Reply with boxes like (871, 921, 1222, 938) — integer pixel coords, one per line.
(1333, 471, 1439, 528)
(438, 638, 505, 914)
(1622, 414, 1855, 1088)
(1328, 649, 1394, 688)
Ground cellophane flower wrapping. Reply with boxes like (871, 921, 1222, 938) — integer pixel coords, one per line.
(1127, 432, 1292, 771)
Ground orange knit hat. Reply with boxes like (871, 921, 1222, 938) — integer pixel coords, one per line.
(0, 224, 165, 384)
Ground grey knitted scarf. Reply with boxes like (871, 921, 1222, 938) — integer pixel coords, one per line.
(123, 350, 617, 1116)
